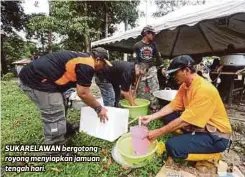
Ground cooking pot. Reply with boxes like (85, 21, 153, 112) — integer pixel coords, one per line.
(153, 88, 178, 107)
(220, 54, 245, 66)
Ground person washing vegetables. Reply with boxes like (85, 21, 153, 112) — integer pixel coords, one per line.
(140, 55, 232, 171)
(95, 61, 148, 107)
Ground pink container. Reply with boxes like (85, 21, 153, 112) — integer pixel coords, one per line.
(130, 125, 149, 156)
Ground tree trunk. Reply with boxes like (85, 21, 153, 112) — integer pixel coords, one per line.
(105, 3, 109, 37)
(48, 31, 52, 53)
(124, 19, 128, 32)
(123, 19, 128, 61)
(1, 35, 8, 75)
(83, 1, 90, 52)
(1, 49, 8, 76)
(48, 1, 52, 53)
(41, 34, 45, 53)
(84, 34, 90, 52)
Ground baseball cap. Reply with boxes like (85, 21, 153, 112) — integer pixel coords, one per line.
(141, 25, 156, 36)
(92, 47, 112, 67)
(167, 55, 195, 74)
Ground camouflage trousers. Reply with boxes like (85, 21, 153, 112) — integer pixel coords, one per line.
(137, 66, 160, 110)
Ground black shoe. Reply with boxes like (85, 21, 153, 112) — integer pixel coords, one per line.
(65, 122, 79, 137)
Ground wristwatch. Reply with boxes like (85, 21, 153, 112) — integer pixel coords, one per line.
(94, 106, 102, 114)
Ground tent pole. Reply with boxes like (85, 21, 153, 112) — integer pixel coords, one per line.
(123, 53, 128, 61)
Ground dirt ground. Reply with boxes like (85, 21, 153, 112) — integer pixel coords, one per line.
(225, 99, 245, 175)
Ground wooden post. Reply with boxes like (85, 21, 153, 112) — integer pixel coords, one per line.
(228, 75, 235, 106)
(123, 53, 128, 61)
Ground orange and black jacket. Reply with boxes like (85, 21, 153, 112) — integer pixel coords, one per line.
(19, 50, 95, 92)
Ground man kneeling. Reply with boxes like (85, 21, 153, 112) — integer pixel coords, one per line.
(140, 55, 232, 170)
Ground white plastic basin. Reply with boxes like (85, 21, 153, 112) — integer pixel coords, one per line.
(153, 90, 178, 101)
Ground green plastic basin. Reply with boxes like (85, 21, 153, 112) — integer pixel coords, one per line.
(116, 133, 157, 166)
(120, 98, 150, 119)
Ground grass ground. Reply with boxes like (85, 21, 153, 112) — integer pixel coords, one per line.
(1, 80, 171, 177)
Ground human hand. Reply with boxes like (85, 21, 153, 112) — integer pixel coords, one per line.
(98, 107, 108, 123)
(147, 129, 162, 142)
(139, 115, 153, 125)
(131, 103, 137, 106)
(130, 100, 137, 106)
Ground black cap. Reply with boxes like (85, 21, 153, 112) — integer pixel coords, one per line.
(167, 55, 195, 74)
(141, 25, 156, 36)
(92, 47, 109, 59)
(92, 47, 112, 66)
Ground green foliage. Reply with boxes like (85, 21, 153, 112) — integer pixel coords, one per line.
(1, 1, 140, 74)
(1, 1, 26, 74)
(24, 1, 140, 52)
(49, 44, 63, 52)
(112, 1, 140, 28)
(25, 13, 54, 38)
(2, 31, 35, 65)
(153, 0, 205, 17)
(24, 13, 56, 53)
(1, 73, 14, 81)
(1, 1, 25, 33)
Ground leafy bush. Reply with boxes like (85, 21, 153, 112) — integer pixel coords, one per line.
(2, 72, 14, 81)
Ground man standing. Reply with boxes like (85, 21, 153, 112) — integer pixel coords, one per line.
(95, 61, 148, 107)
(140, 55, 232, 170)
(133, 25, 163, 111)
(19, 47, 112, 146)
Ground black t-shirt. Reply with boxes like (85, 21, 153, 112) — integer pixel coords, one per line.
(133, 40, 160, 67)
(19, 50, 95, 92)
(97, 61, 135, 92)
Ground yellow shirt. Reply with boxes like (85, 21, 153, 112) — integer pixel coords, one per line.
(169, 75, 232, 134)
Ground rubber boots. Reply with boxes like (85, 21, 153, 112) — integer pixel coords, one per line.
(186, 153, 221, 173)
